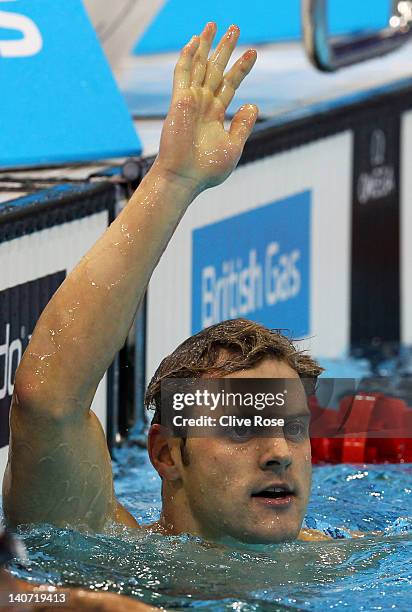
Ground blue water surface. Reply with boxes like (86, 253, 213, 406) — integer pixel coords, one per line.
(4, 445, 411, 611)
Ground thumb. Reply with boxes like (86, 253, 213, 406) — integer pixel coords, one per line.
(229, 104, 259, 146)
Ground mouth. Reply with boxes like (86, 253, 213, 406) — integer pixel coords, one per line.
(250, 484, 296, 507)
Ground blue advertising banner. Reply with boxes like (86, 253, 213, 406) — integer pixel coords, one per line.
(192, 192, 311, 336)
(0, 0, 141, 168)
(135, 0, 389, 54)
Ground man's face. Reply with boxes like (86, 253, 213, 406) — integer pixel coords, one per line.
(172, 358, 312, 544)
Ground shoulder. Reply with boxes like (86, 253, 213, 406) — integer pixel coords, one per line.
(298, 528, 332, 541)
(114, 501, 140, 529)
(299, 526, 368, 540)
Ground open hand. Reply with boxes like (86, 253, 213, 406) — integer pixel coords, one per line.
(155, 22, 258, 192)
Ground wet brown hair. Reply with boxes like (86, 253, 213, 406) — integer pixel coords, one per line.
(145, 318, 323, 426)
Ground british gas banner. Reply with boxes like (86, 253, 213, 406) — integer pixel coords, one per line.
(0, 0, 141, 168)
(191, 192, 311, 336)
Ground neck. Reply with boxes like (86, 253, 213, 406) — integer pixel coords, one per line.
(148, 484, 220, 540)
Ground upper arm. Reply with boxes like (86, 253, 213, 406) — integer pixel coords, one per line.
(2, 390, 118, 531)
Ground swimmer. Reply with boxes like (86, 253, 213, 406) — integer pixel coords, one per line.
(3, 22, 359, 544)
(0, 527, 158, 611)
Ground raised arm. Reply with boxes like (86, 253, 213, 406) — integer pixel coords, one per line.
(3, 22, 258, 530)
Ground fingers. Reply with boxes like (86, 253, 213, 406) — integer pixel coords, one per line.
(192, 22, 217, 87)
(229, 104, 259, 147)
(204, 24, 240, 93)
(215, 49, 257, 110)
(172, 23, 257, 118)
(172, 35, 200, 97)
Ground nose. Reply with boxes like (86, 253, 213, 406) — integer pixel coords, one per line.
(258, 436, 292, 471)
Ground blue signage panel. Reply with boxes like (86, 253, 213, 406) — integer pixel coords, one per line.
(135, 0, 389, 54)
(0, 1, 141, 168)
(192, 192, 311, 336)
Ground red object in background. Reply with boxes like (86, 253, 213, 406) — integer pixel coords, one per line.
(403, 411, 412, 461)
(310, 396, 342, 463)
(310, 392, 412, 464)
(366, 396, 408, 462)
(340, 394, 377, 463)
(311, 436, 343, 464)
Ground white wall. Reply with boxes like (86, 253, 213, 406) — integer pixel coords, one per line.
(401, 110, 412, 345)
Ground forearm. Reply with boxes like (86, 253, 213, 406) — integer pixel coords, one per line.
(16, 160, 198, 407)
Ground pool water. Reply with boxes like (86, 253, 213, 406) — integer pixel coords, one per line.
(4, 446, 412, 611)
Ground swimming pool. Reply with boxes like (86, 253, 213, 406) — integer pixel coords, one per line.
(4, 445, 411, 611)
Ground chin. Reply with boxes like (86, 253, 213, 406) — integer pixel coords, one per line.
(232, 525, 300, 544)
(253, 532, 298, 544)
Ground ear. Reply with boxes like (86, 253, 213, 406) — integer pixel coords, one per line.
(148, 424, 181, 481)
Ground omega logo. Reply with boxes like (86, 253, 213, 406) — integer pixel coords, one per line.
(357, 128, 395, 205)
